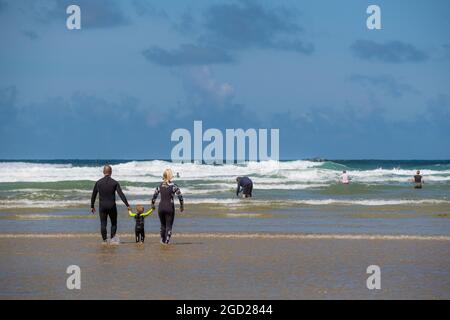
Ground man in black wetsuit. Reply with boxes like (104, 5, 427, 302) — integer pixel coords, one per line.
(413, 170, 424, 189)
(91, 165, 131, 243)
(236, 176, 253, 198)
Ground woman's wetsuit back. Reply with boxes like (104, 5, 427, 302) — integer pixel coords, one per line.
(152, 182, 183, 243)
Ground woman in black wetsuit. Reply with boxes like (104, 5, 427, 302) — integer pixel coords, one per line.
(151, 168, 184, 244)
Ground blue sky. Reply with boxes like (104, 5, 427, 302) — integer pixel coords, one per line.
(0, 0, 449, 159)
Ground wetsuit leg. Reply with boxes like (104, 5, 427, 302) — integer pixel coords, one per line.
(135, 224, 140, 242)
(141, 227, 145, 243)
(99, 209, 108, 241)
(109, 207, 118, 239)
(158, 209, 167, 242)
(164, 209, 175, 244)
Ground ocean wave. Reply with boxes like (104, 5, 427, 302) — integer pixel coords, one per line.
(186, 198, 450, 206)
(291, 199, 450, 206)
(3, 188, 91, 194)
(0, 199, 88, 208)
(1, 160, 449, 184)
(1, 198, 449, 209)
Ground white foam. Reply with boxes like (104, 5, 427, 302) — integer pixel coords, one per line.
(0, 199, 87, 208)
(1, 197, 449, 209)
(291, 199, 450, 206)
(2, 160, 449, 184)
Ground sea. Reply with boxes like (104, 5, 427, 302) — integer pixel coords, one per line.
(0, 159, 449, 236)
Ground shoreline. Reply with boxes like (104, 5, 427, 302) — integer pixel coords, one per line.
(1, 232, 450, 241)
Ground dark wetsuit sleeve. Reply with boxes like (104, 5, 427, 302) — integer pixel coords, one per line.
(91, 181, 98, 208)
(116, 182, 129, 207)
(236, 183, 242, 196)
(151, 186, 160, 205)
(173, 184, 184, 206)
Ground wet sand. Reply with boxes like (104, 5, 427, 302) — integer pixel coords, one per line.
(0, 233, 449, 299)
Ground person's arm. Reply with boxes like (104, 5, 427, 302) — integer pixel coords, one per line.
(116, 182, 130, 209)
(236, 183, 242, 197)
(90, 181, 98, 214)
(151, 186, 160, 209)
(141, 209, 153, 217)
(128, 209, 137, 217)
(173, 185, 184, 212)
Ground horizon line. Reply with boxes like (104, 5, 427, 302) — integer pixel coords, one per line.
(0, 158, 449, 162)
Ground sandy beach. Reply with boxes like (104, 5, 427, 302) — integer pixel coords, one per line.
(1, 233, 449, 300)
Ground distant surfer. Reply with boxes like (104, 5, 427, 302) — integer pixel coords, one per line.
(91, 165, 131, 244)
(340, 170, 350, 184)
(236, 176, 253, 198)
(413, 170, 424, 189)
(152, 168, 184, 245)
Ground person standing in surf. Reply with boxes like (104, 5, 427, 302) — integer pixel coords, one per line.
(236, 176, 253, 198)
(413, 170, 424, 189)
(340, 170, 350, 184)
(91, 165, 131, 244)
(151, 168, 184, 245)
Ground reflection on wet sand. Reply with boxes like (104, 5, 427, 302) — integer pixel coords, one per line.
(1, 235, 449, 299)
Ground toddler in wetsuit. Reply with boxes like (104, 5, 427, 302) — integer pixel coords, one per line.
(128, 205, 153, 243)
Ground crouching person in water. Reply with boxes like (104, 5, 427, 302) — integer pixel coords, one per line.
(236, 176, 253, 198)
(152, 169, 184, 245)
(128, 205, 153, 243)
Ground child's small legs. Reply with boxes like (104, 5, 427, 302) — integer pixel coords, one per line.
(135, 229, 145, 243)
(135, 226, 140, 242)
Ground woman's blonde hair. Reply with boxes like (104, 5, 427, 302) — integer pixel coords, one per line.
(163, 168, 174, 183)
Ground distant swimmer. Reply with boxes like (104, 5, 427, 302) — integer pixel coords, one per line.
(176, 172, 180, 178)
(152, 168, 184, 245)
(91, 165, 131, 244)
(413, 170, 424, 189)
(128, 205, 153, 243)
(340, 170, 350, 184)
(236, 176, 253, 198)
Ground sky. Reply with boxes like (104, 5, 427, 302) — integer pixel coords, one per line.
(0, 0, 449, 160)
